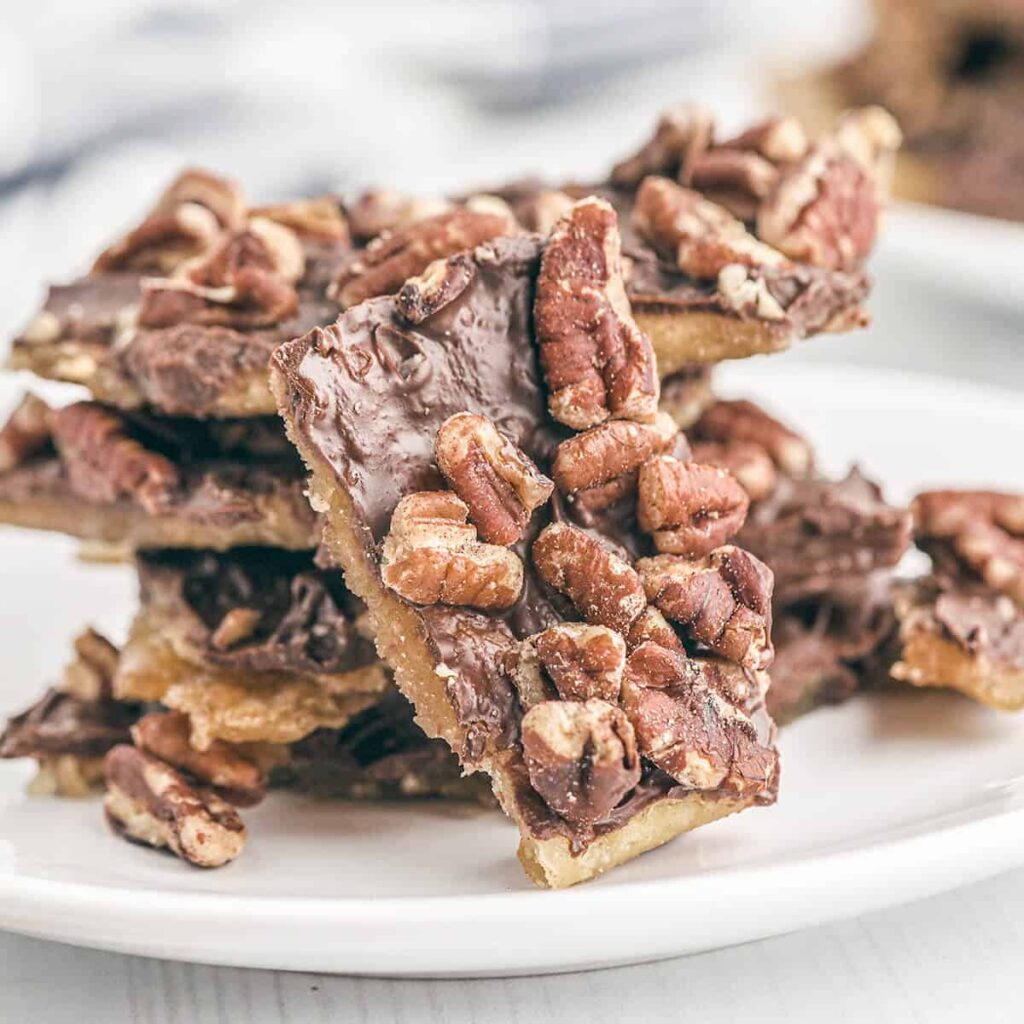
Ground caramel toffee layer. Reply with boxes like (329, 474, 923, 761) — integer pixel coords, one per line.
(740, 469, 912, 603)
(137, 548, 378, 678)
(0, 404, 318, 549)
(273, 234, 778, 850)
(10, 242, 345, 417)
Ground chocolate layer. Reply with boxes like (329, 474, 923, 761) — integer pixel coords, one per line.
(137, 548, 378, 677)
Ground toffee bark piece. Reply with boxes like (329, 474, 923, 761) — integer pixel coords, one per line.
(8, 170, 348, 417)
(272, 233, 778, 888)
(0, 402, 318, 551)
(892, 577, 1024, 710)
(0, 629, 140, 797)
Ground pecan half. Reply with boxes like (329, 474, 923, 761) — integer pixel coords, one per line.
(610, 104, 714, 186)
(0, 394, 51, 472)
(61, 628, 120, 702)
(694, 399, 812, 478)
(689, 440, 777, 502)
(625, 606, 686, 655)
(346, 189, 452, 241)
(132, 711, 266, 807)
(551, 412, 678, 497)
(435, 413, 553, 545)
(380, 491, 523, 609)
(535, 196, 659, 429)
(92, 202, 222, 275)
(49, 403, 178, 514)
(913, 490, 1024, 604)
(757, 145, 879, 272)
(718, 116, 809, 163)
(638, 456, 750, 556)
(396, 253, 476, 323)
(332, 208, 515, 308)
(103, 744, 246, 868)
(251, 196, 349, 243)
(138, 219, 304, 329)
(638, 547, 774, 670)
(620, 642, 776, 796)
(525, 623, 627, 703)
(521, 698, 640, 825)
(632, 177, 788, 280)
(689, 148, 780, 221)
(532, 522, 646, 634)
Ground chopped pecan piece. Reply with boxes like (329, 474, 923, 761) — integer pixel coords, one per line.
(535, 196, 659, 429)
(551, 412, 678, 497)
(62, 628, 120, 702)
(532, 522, 646, 634)
(332, 208, 515, 308)
(689, 440, 777, 502)
(103, 744, 246, 868)
(638, 547, 774, 670)
(913, 490, 1024, 604)
(210, 607, 262, 650)
(515, 190, 576, 235)
(138, 219, 304, 329)
(694, 399, 813, 478)
(757, 145, 879, 272)
(689, 148, 781, 221)
(718, 116, 809, 163)
(610, 104, 714, 186)
(835, 107, 901, 197)
(434, 413, 553, 545)
(154, 168, 247, 229)
(132, 711, 267, 806)
(251, 196, 349, 242)
(638, 456, 750, 556)
(632, 177, 788, 281)
(524, 623, 627, 703)
(520, 699, 641, 826)
(0, 394, 51, 472)
(49, 403, 178, 514)
(625, 606, 686, 655)
(380, 492, 523, 609)
(396, 253, 476, 323)
(346, 189, 452, 241)
(620, 642, 776, 796)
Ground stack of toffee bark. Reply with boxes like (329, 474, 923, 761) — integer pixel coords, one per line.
(4, 103, 1005, 888)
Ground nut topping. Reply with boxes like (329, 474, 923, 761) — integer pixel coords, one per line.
(154, 168, 247, 229)
(610, 104, 714, 187)
(49, 403, 179, 514)
(103, 743, 246, 868)
(210, 607, 262, 650)
(0, 394, 51, 472)
(332, 208, 516, 308)
(625, 606, 686, 655)
(757, 145, 879, 272)
(913, 490, 1024, 604)
(435, 413, 553, 545)
(689, 440, 778, 502)
(689, 148, 781, 221)
(535, 197, 659, 429)
(638, 547, 774, 670)
(515, 190, 576, 235)
(718, 116, 809, 164)
(346, 189, 453, 241)
(638, 456, 750, 556)
(532, 522, 646, 634)
(521, 698, 640, 825)
(551, 412, 678, 497)
(61, 628, 120, 702)
(138, 219, 305, 329)
(396, 253, 476, 323)
(381, 491, 524, 609)
(620, 642, 776, 796)
(526, 623, 627, 703)
(132, 711, 267, 806)
(694, 399, 813, 478)
(251, 196, 349, 242)
(632, 177, 788, 280)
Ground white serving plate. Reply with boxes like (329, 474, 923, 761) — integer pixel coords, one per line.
(1, 362, 1023, 976)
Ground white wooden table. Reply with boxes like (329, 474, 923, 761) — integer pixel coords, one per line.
(2, 866, 1020, 1023)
